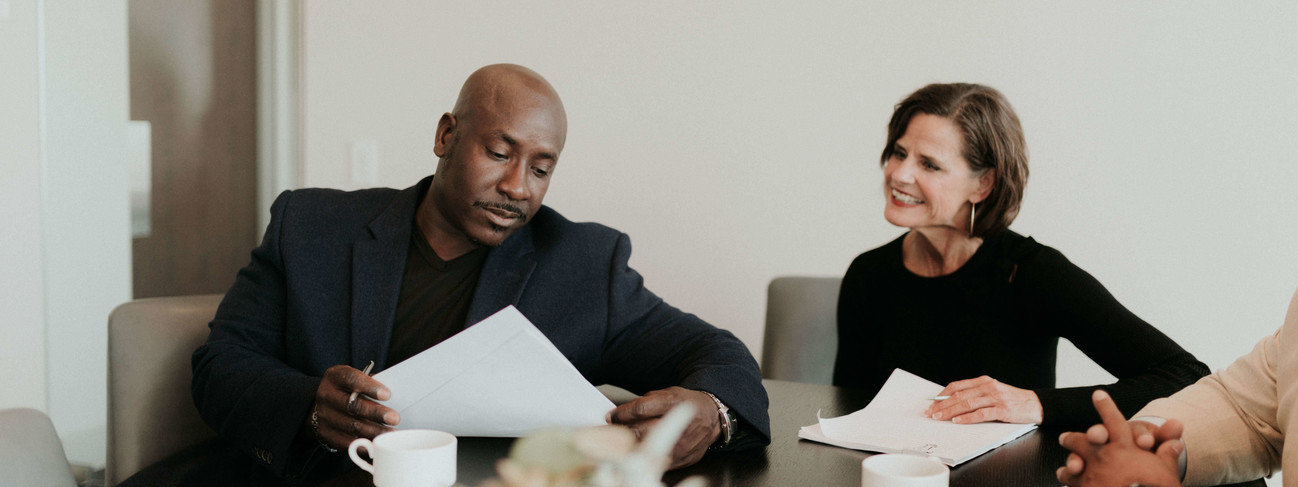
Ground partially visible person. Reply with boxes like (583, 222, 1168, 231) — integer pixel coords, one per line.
(1058, 390, 1185, 486)
(834, 83, 1209, 427)
(1059, 287, 1298, 486)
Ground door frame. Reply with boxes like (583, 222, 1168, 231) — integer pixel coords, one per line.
(256, 0, 302, 232)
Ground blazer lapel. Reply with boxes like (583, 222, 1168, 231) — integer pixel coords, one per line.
(467, 222, 537, 326)
(350, 178, 426, 371)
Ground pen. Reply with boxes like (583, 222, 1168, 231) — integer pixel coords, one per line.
(348, 360, 376, 407)
(926, 395, 950, 401)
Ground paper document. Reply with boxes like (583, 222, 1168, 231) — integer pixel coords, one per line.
(799, 369, 1036, 466)
(375, 306, 615, 436)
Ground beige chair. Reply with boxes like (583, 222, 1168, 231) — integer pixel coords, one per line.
(0, 408, 78, 487)
(761, 276, 841, 385)
(107, 294, 223, 486)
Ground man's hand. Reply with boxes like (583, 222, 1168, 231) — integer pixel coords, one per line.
(308, 365, 401, 450)
(606, 387, 721, 469)
(924, 375, 1043, 424)
(1056, 390, 1183, 487)
(1078, 416, 1183, 452)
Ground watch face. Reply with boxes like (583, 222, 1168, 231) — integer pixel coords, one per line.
(720, 408, 736, 445)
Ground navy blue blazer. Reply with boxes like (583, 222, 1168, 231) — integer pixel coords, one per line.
(191, 176, 770, 482)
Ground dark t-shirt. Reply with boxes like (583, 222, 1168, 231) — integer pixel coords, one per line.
(386, 224, 488, 367)
(833, 230, 1209, 426)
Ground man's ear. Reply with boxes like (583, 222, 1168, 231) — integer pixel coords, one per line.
(973, 169, 995, 203)
(433, 113, 456, 157)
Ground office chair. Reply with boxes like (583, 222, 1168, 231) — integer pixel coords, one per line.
(761, 276, 841, 385)
(0, 408, 78, 487)
(106, 294, 222, 485)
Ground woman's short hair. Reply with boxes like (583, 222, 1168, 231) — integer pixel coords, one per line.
(881, 83, 1029, 237)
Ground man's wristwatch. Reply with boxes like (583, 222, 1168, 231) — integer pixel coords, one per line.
(701, 391, 736, 448)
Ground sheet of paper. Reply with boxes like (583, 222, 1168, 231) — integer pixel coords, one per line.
(375, 306, 615, 437)
(799, 369, 1035, 466)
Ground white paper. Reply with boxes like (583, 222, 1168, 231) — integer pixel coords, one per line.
(798, 369, 1035, 466)
(375, 306, 615, 436)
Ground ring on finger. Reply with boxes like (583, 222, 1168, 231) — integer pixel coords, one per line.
(347, 391, 360, 415)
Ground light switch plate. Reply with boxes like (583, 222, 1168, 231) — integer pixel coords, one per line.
(351, 140, 379, 186)
(127, 121, 153, 237)
(0, 0, 11, 20)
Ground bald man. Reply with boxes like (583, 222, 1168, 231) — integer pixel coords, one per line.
(188, 65, 770, 484)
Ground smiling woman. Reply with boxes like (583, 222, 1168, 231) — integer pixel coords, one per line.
(832, 83, 1210, 427)
(882, 113, 994, 257)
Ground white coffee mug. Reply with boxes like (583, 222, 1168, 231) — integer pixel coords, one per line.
(861, 454, 949, 487)
(349, 429, 457, 487)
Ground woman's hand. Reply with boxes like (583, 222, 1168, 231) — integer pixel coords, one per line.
(924, 375, 1043, 424)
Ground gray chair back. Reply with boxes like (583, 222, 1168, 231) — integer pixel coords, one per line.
(0, 408, 78, 487)
(107, 294, 222, 486)
(761, 276, 841, 384)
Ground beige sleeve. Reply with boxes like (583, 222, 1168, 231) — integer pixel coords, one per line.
(1137, 300, 1292, 486)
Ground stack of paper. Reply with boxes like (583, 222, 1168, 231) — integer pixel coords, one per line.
(799, 369, 1036, 466)
(375, 306, 615, 437)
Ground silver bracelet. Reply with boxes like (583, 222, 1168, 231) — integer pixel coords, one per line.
(310, 407, 339, 453)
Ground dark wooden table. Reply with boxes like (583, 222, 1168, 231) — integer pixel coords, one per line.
(133, 379, 1266, 486)
(449, 379, 1266, 487)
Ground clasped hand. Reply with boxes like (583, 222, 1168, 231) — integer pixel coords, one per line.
(606, 386, 722, 469)
(924, 375, 1043, 425)
(310, 365, 401, 451)
(1056, 390, 1183, 487)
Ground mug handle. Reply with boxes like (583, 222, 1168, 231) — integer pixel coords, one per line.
(348, 438, 376, 474)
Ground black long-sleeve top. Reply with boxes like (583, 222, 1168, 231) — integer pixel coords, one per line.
(833, 230, 1209, 426)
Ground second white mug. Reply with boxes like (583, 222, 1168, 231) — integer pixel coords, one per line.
(349, 429, 457, 487)
(861, 453, 949, 487)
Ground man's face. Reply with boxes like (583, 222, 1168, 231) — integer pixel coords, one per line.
(429, 92, 566, 248)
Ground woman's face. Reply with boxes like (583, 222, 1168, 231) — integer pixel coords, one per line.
(882, 113, 992, 232)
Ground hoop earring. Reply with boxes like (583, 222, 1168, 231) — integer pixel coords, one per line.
(969, 203, 976, 236)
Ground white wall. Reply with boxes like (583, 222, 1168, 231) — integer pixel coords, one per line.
(0, 0, 131, 467)
(40, 0, 131, 466)
(298, 1, 1298, 395)
(0, 0, 48, 414)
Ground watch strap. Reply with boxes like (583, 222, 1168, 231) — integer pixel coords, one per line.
(701, 391, 734, 448)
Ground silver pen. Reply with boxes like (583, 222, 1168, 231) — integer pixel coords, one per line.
(348, 360, 376, 408)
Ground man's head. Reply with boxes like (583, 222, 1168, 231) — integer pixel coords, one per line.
(423, 64, 567, 254)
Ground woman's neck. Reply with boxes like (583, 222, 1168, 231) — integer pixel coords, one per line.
(903, 227, 984, 277)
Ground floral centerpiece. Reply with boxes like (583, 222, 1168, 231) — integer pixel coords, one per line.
(471, 403, 706, 487)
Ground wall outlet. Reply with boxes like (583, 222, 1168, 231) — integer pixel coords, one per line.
(351, 140, 379, 186)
